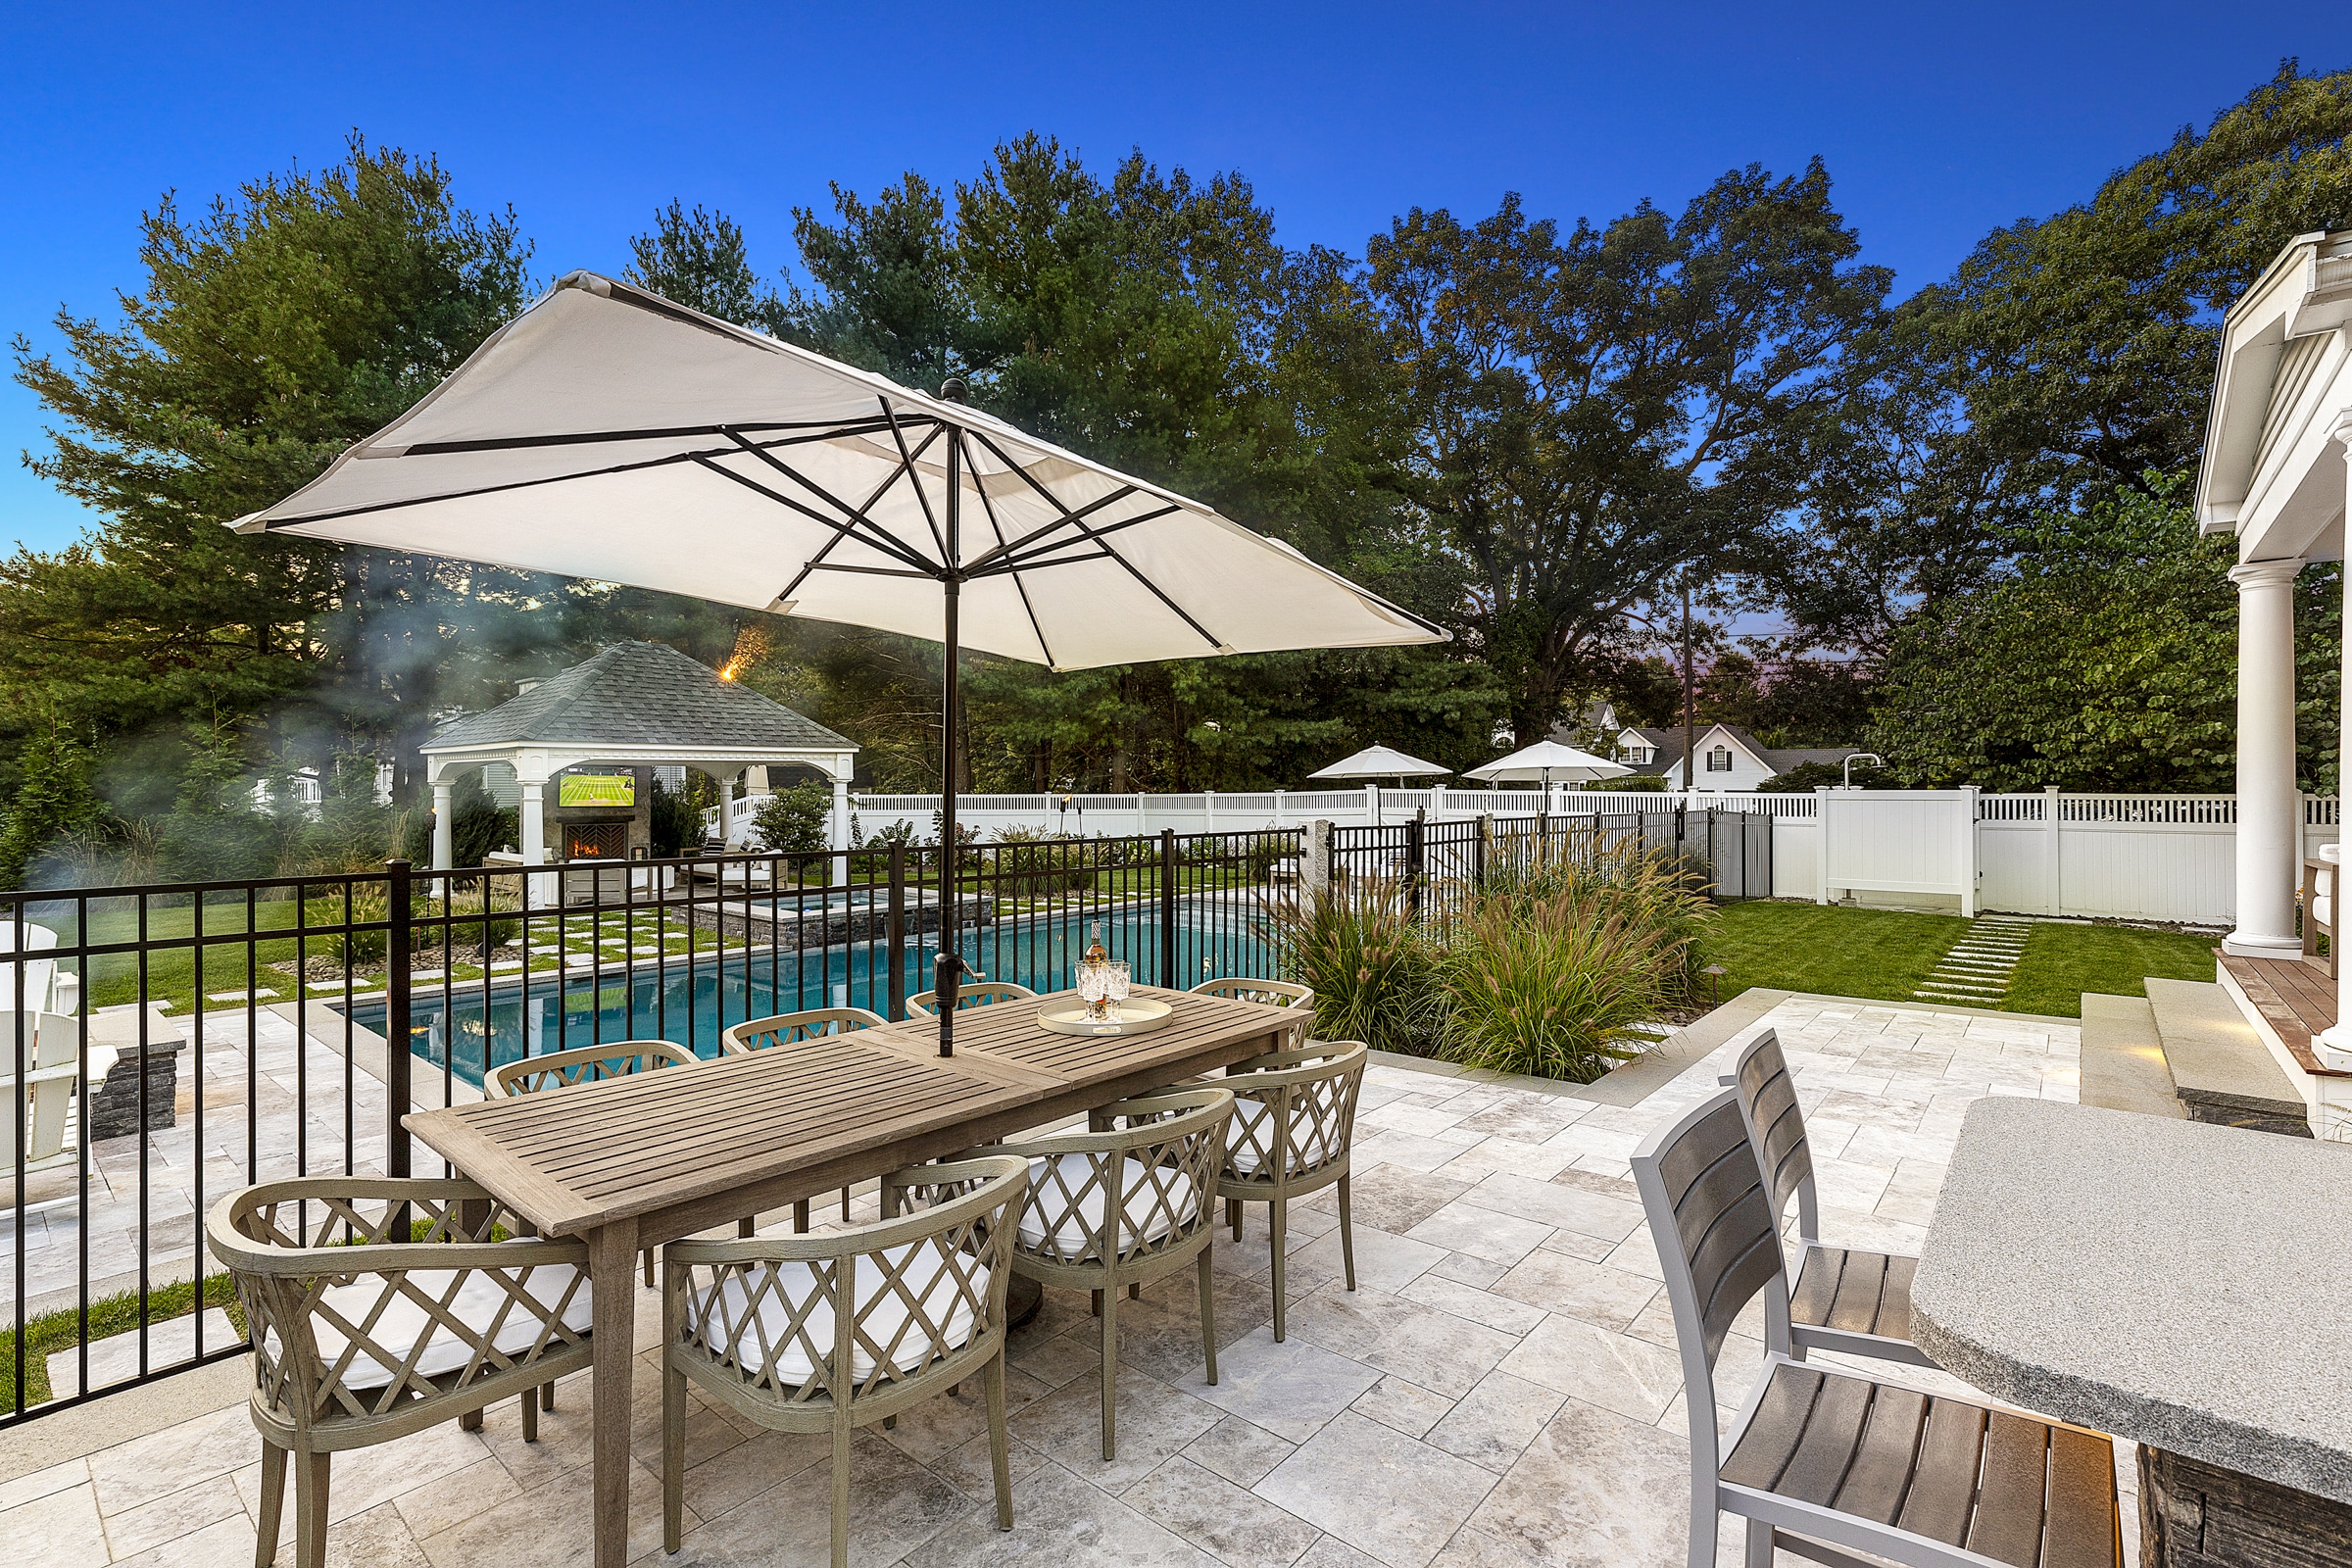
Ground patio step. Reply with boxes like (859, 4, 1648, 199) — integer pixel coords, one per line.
(2144, 978, 2313, 1137)
(2078, 994, 2186, 1120)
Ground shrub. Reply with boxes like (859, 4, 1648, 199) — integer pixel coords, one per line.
(441, 882, 522, 952)
(990, 826, 1094, 896)
(1575, 773, 1672, 793)
(753, 781, 832, 856)
(1261, 876, 1440, 1056)
(299, 882, 394, 966)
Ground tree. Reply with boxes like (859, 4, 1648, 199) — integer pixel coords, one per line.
(0, 719, 98, 888)
(1774, 63, 2352, 657)
(625, 201, 784, 330)
(1364, 165, 1891, 743)
(1869, 477, 2341, 791)
(5, 135, 541, 833)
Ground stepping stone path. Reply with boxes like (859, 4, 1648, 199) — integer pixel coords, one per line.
(1914, 914, 2033, 1004)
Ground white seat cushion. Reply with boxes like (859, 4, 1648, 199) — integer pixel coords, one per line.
(685, 1243, 987, 1386)
(1226, 1098, 1339, 1176)
(1017, 1153, 1199, 1254)
(276, 1257, 593, 1392)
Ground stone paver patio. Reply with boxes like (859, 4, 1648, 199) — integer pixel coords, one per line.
(1, 994, 2141, 1568)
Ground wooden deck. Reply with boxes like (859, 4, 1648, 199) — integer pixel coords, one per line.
(2217, 952, 2352, 1079)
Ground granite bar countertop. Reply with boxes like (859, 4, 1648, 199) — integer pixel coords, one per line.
(1913, 1098, 2352, 1502)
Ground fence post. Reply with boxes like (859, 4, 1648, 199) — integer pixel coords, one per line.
(1159, 829, 1179, 987)
(886, 841, 906, 1021)
(1475, 812, 1491, 889)
(1814, 786, 1833, 905)
(1305, 819, 1333, 899)
(385, 858, 413, 1178)
(1960, 785, 1981, 918)
(2043, 785, 2063, 915)
(1406, 808, 1426, 920)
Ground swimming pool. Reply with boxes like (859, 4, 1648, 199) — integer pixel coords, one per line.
(351, 897, 1278, 1088)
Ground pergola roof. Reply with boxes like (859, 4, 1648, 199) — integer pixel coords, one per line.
(424, 641, 851, 757)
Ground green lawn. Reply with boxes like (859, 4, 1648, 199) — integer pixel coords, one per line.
(1701, 902, 1970, 1006)
(2004, 920, 2219, 1017)
(1700, 900, 2223, 1017)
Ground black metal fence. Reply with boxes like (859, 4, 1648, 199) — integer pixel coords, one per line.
(1329, 806, 1774, 909)
(0, 826, 1297, 1428)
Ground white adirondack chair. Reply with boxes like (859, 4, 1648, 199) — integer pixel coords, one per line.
(2, 1011, 83, 1176)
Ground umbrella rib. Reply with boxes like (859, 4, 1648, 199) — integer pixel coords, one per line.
(877, 399, 951, 568)
(690, 456, 937, 576)
(967, 506, 1182, 577)
(761, 427, 956, 603)
(717, 427, 943, 571)
(393, 417, 899, 457)
(246, 444, 733, 530)
(959, 485, 1143, 571)
(958, 428, 1057, 666)
(967, 428, 1226, 654)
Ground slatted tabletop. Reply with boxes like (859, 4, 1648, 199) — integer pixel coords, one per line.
(404, 986, 1298, 1239)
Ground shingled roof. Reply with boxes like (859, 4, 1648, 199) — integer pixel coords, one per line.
(424, 641, 853, 753)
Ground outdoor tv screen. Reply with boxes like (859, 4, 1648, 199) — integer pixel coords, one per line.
(559, 773, 635, 808)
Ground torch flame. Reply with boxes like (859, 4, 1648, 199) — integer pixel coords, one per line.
(717, 662, 739, 681)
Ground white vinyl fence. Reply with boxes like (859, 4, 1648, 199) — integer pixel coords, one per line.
(847, 786, 2335, 927)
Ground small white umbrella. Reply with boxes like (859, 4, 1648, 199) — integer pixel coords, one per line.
(234, 270, 1446, 1054)
(1463, 739, 1631, 788)
(1307, 744, 1451, 783)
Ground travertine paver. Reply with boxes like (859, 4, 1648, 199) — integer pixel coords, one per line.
(3, 995, 2135, 1568)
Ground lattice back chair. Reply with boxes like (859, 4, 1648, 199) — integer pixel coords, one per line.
(1191, 976, 1315, 1013)
(722, 1007, 891, 1228)
(1212, 1040, 1365, 1341)
(662, 1153, 1030, 1568)
(485, 1038, 697, 1098)
(488, 1039, 700, 1288)
(1633, 1090, 2121, 1568)
(980, 1086, 1234, 1459)
(903, 980, 1037, 1017)
(1, 1011, 80, 1176)
(1730, 1029, 1931, 1368)
(207, 1177, 598, 1568)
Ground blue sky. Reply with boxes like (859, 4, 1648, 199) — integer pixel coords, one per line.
(2, 2, 2346, 554)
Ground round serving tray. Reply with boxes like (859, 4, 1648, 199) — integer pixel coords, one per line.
(1036, 998, 1175, 1038)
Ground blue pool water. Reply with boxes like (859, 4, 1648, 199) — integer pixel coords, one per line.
(353, 898, 1275, 1088)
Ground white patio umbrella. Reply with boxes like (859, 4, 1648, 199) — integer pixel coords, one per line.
(1463, 739, 1631, 790)
(233, 270, 1446, 1054)
(1306, 744, 1450, 783)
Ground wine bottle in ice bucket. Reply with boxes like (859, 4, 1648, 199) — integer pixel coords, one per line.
(1080, 921, 1110, 1022)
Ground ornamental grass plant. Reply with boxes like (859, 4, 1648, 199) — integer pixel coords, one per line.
(1434, 847, 1712, 1081)
(1264, 845, 1711, 1081)
(1262, 875, 1441, 1056)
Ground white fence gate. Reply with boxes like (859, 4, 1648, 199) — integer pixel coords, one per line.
(847, 787, 2336, 928)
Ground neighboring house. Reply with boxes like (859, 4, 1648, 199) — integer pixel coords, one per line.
(1552, 716, 1866, 791)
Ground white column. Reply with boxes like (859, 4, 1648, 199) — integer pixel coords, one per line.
(518, 777, 553, 908)
(1365, 783, 1380, 827)
(830, 768, 852, 888)
(2225, 558, 2305, 958)
(2328, 419, 2352, 1059)
(430, 778, 455, 871)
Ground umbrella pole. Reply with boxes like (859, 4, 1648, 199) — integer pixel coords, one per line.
(935, 430, 964, 1056)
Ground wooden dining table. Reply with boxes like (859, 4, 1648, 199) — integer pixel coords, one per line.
(402, 986, 1304, 1568)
